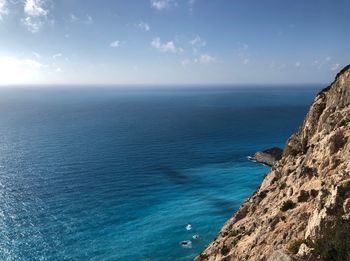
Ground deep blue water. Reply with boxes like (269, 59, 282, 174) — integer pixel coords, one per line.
(0, 86, 321, 260)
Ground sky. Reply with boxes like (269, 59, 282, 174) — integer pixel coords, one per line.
(0, 0, 349, 86)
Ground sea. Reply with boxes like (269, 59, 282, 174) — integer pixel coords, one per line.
(0, 86, 321, 260)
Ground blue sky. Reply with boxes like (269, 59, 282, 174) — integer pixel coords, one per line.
(0, 0, 349, 85)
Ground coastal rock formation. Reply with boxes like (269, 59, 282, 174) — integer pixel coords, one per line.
(196, 65, 350, 261)
(249, 147, 283, 166)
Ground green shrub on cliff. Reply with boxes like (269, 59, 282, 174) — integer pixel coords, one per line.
(288, 239, 309, 255)
(312, 219, 350, 260)
(280, 200, 296, 212)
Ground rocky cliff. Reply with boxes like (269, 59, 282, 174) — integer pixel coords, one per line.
(196, 65, 350, 261)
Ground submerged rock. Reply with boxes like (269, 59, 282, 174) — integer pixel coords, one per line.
(249, 147, 283, 166)
(180, 240, 192, 248)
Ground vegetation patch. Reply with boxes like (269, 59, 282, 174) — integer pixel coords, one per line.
(329, 130, 346, 154)
(199, 253, 209, 259)
(285, 146, 300, 157)
(279, 183, 286, 190)
(297, 190, 310, 202)
(280, 200, 296, 212)
(270, 177, 279, 185)
(310, 183, 350, 260)
(312, 219, 350, 260)
(288, 239, 310, 255)
(302, 166, 315, 178)
(258, 190, 268, 199)
(314, 102, 326, 117)
(220, 245, 230, 256)
(339, 181, 350, 197)
(339, 118, 350, 127)
(310, 189, 319, 198)
(301, 134, 309, 153)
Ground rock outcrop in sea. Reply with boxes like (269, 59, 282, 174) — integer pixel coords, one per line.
(196, 65, 350, 261)
(249, 147, 283, 167)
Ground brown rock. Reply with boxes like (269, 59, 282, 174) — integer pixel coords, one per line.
(343, 198, 350, 214)
(195, 65, 350, 261)
(249, 147, 283, 166)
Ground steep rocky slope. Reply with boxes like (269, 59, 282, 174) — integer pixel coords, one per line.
(196, 65, 350, 261)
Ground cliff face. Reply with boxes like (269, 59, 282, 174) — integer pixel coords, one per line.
(196, 65, 350, 261)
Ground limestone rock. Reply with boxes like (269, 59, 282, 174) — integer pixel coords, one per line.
(249, 147, 283, 166)
(195, 65, 350, 261)
(267, 250, 291, 261)
(343, 198, 350, 214)
(297, 243, 313, 258)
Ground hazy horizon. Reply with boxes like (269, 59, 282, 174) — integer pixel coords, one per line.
(0, 83, 327, 89)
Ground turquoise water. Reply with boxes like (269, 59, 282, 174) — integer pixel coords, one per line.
(0, 86, 320, 260)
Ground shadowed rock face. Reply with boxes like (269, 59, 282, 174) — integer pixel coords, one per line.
(196, 65, 350, 261)
(249, 147, 283, 167)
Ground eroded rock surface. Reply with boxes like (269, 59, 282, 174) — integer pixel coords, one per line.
(196, 65, 350, 261)
(249, 147, 283, 166)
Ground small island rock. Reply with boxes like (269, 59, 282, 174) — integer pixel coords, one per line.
(249, 147, 283, 166)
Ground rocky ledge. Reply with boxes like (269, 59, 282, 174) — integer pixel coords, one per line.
(249, 147, 283, 167)
(196, 65, 350, 261)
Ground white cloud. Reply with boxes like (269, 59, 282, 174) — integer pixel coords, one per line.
(69, 13, 78, 22)
(192, 47, 199, 55)
(235, 43, 250, 65)
(313, 57, 333, 69)
(188, 0, 196, 12)
(181, 58, 191, 66)
(295, 61, 301, 67)
(85, 14, 93, 24)
(22, 0, 50, 33)
(151, 0, 177, 10)
(151, 38, 182, 53)
(67, 13, 92, 24)
(0, 56, 44, 84)
(182, 53, 217, 66)
(32, 52, 41, 59)
(196, 54, 216, 65)
(238, 43, 249, 52)
(243, 58, 249, 65)
(55, 67, 62, 73)
(0, 0, 8, 20)
(21, 16, 42, 32)
(331, 63, 341, 71)
(52, 53, 62, 59)
(24, 0, 47, 17)
(6, 57, 42, 68)
(137, 21, 151, 32)
(110, 40, 120, 48)
(190, 36, 206, 47)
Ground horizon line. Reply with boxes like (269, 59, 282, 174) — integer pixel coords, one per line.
(0, 82, 328, 88)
